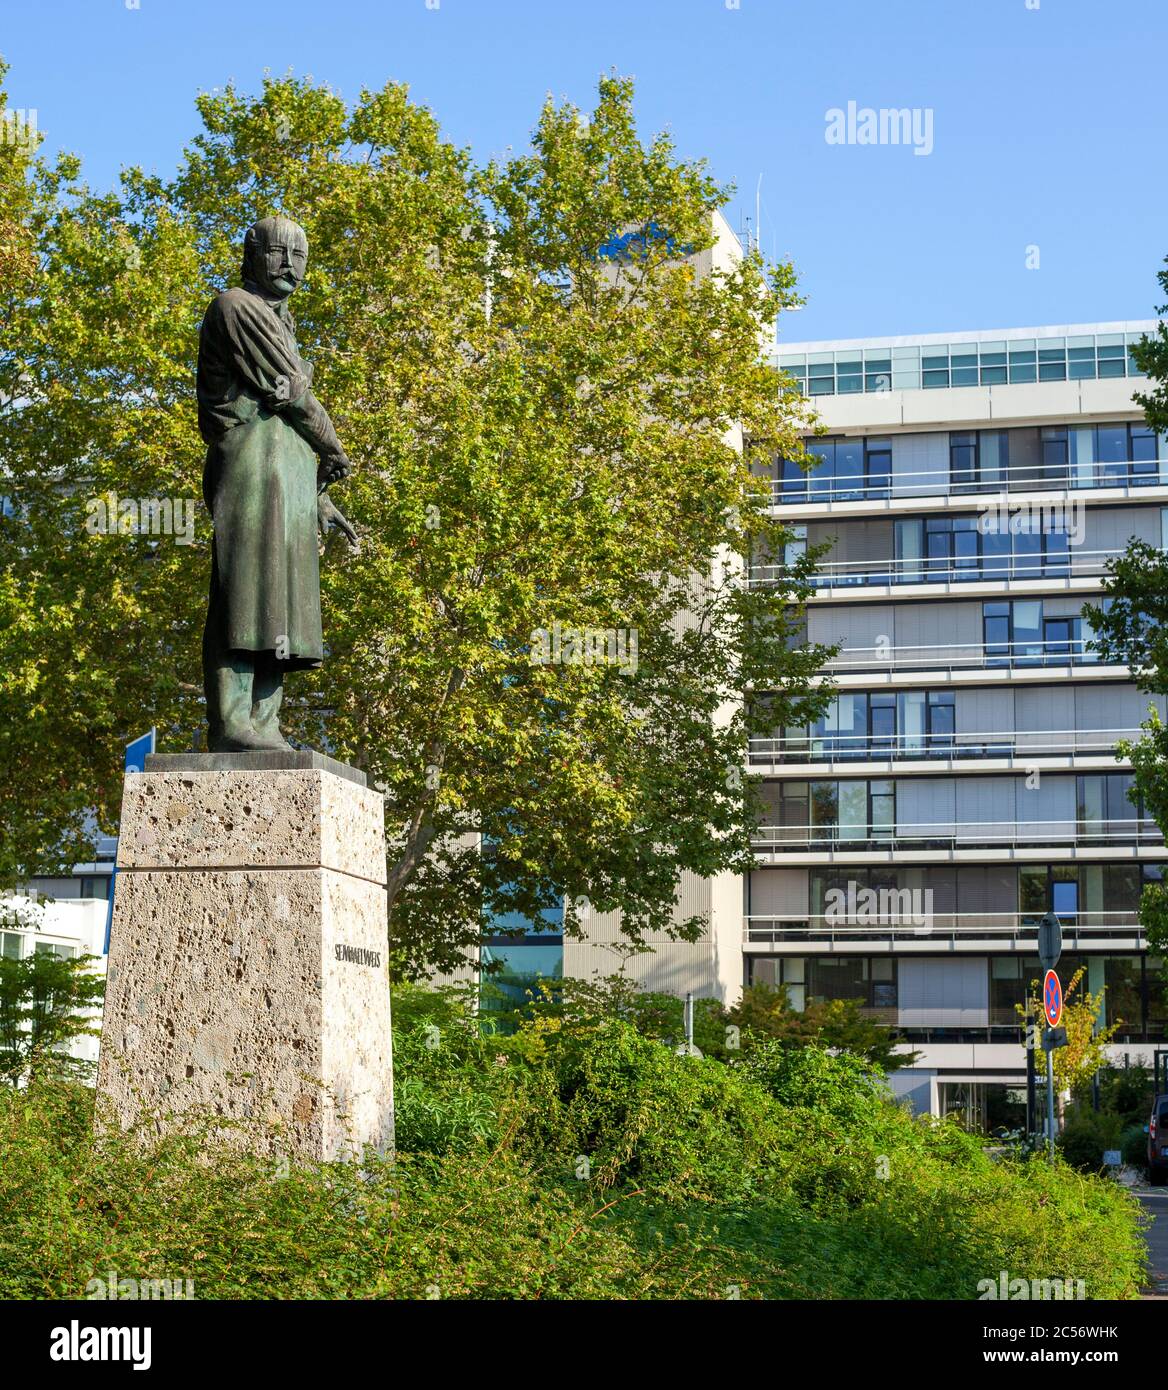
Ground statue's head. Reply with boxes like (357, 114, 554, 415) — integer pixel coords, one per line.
(241, 215, 308, 299)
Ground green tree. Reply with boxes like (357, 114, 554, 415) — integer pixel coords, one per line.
(1130, 256, 1168, 435)
(0, 946, 105, 1083)
(1084, 546, 1168, 947)
(0, 70, 828, 976)
(1083, 269, 1168, 948)
(1016, 966, 1119, 1098)
(726, 980, 915, 1072)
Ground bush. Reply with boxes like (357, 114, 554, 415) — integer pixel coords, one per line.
(1122, 1123, 1148, 1167)
(1058, 1111, 1122, 1174)
(0, 985, 1149, 1300)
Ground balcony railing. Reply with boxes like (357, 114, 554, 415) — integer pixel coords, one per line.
(744, 910, 1142, 945)
(772, 455, 1168, 505)
(749, 727, 1139, 766)
(752, 547, 1120, 591)
(752, 817, 1161, 852)
(822, 636, 1104, 675)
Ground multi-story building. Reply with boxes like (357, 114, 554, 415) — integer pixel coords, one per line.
(747, 321, 1167, 1129)
(31, 311, 1168, 1130)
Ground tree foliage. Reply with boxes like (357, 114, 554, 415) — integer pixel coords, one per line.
(0, 68, 827, 975)
(0, 934, 105, 1084)
(1017, 967, 1120, 1095)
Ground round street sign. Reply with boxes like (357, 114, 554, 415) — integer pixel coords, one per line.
(1043, 969, 1063, 1028)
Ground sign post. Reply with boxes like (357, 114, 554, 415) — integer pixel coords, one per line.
(1038, 912, 1062, 973)
(1042, 967, 1064, 1160)
(1032, 912, 1063, 1153)
(103, 729, 155, 954)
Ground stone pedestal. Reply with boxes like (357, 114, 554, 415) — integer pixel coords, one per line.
(95, 753, 394, 1164)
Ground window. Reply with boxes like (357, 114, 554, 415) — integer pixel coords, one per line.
(950, 431, 977, 488)
(865, 438, 892, 492)
(896, 690, 955, 756)
(777, 781, 809, 842)
(869, 780, 895, 840)
(1042, 614, 1081, 660)
(924, 516, 979, 580)
(803, 957, 897, 1018)
(983, 600, 1044, 664)
(1077, 774, 1140, 842)
(810, 781, 839, 842)
(812, 693, 868, 758)
(836, 782, 867, 842)
(869, 693, 896, 754)
(749, 956, 806, 1010)
(1040, 427, 1069, 484)
(1131, 423, 1159, 484)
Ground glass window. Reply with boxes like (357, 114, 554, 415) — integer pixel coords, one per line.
(1131, 423, 1158, 483)
(898, 691, 926, 754)
(1019, 866, 1047, 919)
(950, 431, 977, 488)
(869, 780, 895, 840)
(869, 694, 896, 753)
(928, 690, 955, 752)
(837, 782, 867, 842)
(865, 439, 892, 491)
(778, 781, 809, 841)
(810, 781, 838, 842)
(1051, 878, 1078, 920)
(1041, 427, 1069, 483)
(1013, 600, 1043, 661)
(895, 518, 924, 582)
(983, 601, 1011, 663)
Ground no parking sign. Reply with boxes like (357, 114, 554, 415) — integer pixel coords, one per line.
(1043, 969, 1063, 1028)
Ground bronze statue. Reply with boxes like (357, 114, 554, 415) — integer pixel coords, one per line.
(196, 215, 356, 752)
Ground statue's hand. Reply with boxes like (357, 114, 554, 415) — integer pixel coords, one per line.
(317, 489, 360, 553)
(318, 454, 351, 487)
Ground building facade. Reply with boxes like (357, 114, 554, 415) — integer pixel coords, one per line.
(751, 321, 1167, 1128)
(30, 316, 1168, 1127)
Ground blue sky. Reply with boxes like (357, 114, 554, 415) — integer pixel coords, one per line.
(2, 0, 1164, 342)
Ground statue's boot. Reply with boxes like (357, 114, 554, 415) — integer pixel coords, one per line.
(251, 660, 292, 750)
(207, 657, 286, 753)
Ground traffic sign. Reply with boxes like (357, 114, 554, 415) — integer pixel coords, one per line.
(1042, 1026, 1067, 1051)
(104, 729, 156, 954)
(1043, 969, 1063, 1028)
(1038, 913, 1062, 972)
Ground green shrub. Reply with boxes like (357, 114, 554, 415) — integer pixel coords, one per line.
(0, 985, 1149, 1301)
(1058, 1110, 1122, 1173)
(1122, 1122, 1148, 1167)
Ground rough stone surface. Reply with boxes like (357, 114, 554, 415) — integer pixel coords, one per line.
(117, 768, 386, 883)
(96, 766, 393, 1163)
(146, 750, 366, 788)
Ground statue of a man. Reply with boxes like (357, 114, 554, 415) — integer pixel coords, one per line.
(196, 215, 351, 752)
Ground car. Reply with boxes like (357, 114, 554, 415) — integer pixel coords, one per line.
(1147, 1095, 1168, 1185)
